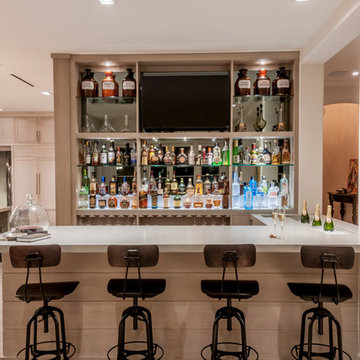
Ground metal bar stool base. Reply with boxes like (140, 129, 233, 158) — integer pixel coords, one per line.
(201, 342, 259, 360)
(291, 343, 352, 360)
(16, 340, 76, 360)
(107, 341, 164, 360)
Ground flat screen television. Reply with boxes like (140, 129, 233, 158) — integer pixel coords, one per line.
(140, 72, 230, 132)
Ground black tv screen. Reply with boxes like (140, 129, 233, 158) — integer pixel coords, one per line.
(140, 72, 230, 132)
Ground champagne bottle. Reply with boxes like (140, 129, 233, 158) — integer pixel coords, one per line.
(312, 204, 322, 227)
(300, 200, 310, 224)
(324, 205, 334, 232)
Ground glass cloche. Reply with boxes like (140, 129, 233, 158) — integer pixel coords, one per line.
(9, 194, 49, 233)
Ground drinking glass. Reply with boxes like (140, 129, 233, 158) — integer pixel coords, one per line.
(272, 206, 279, 238)
(279, 207, 286, 239)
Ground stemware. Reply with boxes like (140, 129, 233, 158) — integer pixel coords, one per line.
(279, 207, 286, 239)
(81, 114, 97, 133)
(99, 114, 116, 133)
(272, 206, 279, 238)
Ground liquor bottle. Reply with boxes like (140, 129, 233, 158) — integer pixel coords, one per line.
(188, 145, 195, 165)
(116, 147, 124, 166)
(212, 176, 219, 193)
(260, 175, 269, 194)
(301, 200, 310, 223)
(244, 183, 253, 210)
(280, 173, 289, 208)
(257, 145, 266, 165)
(149, 145, 159, 165)
(263, 141, 272, 165)
(171, 146, 176, 165)
(108, 141, 116, 165)
(90, 71, 99, 96)
(250, 143, 258, 165)
(90, 172, 97, 195)
(206, 147, 213, 166)
(273, 67, 290, 96)
(204, 174, 212, 194)
(80, 68, 98, 97)
(201, 146, 207, 165)
(163, 189, 170, 209)
(122, 68, 136, 98)
(179, 178, 186, 195)
(186, 178, 195, 196)
(195, 175, 203, 195)
(218, 172, 225, 195)
(324, 205, 334, 232)
(232, 171, 240, 209)
(121, 176, 130, 195)
(139, 170, 149, 209)
(100, 144, 108, 165)
(177, 148, 188, 165)
(275, 101, 286, 131)
(174, 190, 182, 209)
(92, 141, 100, 166)
(312, 204, 322, 227)
(85, 141, 92, 165)
(132, 170, 137, 194)
(171, 170, 178, 195)
(120, 196, 130, 209)
(124, 143, 131, 166)
(268, 181, 278, 209)
(235, 105, 247, 132)
(130, 143, 137, 165)
(205, 193, 213, 209)
(254, 104, 266, 132)
(249, 176, 257, 196)
(120, 114, 132, 133)
(212, 188, 222, 208)
(234, 69, 251, 96)
(232, 140, 240, 165)
(221, 141, 229, 166)
(157, 144, 164, 164)
(82, 168, 90, 194)
(89, 194, 96, 209)
(113, 73, 119, 97)
(239, 171, 244, 196)
(102, 70, 117, 97)
(281, 139, 291, 165)
(183, 193, 192, 209)
(222, 178, 229, 209)
(254, 69, 271, 96)
(163, 146, 172, 165)
(271, 140, 281, 165)
(131, 188, 138, 209)
(212, 143, 222, 166)
(193, 187, 204, 208)
(78, 186, 89, 209)
(149, 172, 157, 209)
(243, 147, 251, 165)
(79, 140, 87, 165)
(256, 183, 265, 209)
(108, 194, 117, 208)
(109, 175, 117, 195)
(98, 177, 107, 209)
(165, 171, 171, 194)
(196, 145, 202, 165)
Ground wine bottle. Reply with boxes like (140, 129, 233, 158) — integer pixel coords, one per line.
(312, 204, 322, 227)
(324, 205, 334, 232)
(300, 200, 310, 224)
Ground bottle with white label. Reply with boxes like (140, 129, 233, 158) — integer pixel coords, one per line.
(272, 67, 290, 96)
(108, 141, 116, 165)
(102, 70, 117, 97)
(268, 181, 278, 209)
(280, 173, 289, 208)
(254, 69, 271, 96)
(122, 68, 136, 98)
(235, 69, 251, 96)
(188, 145, 196, 165)
(100, 144, 108, 165)
(80, 68, 98, 97)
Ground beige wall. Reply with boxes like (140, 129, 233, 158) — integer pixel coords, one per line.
(323, 103, 359, 222)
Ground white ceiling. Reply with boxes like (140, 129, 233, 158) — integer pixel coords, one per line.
(0, 0, 349, 111)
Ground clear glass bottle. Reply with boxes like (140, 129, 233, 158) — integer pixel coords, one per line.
(280, 173, 289, 208)
(157, 174, 163, 196)
(196, 145, 202, 165)
(235, 104, 247, 132)
(78, 140, 86, 165)
(99, 114, 116, 133)
(183, 193, 192, 209)
(108, 141, 116, 165)
(92, 141, 100, 166)
(193, 187, 204, 208)
(281, 139, 291, 165)
(212, 176, 219, 193)
(221, 141, 229, 166)
(244, 183, 253, 210)
(81, 168, 90, 194)
(177, 148, 188, 165)
(254, 69, 271, 96)
(205, 193, 213, 209)
(122, 68, 136, 98)
(120, 114, 132, 133)
(82, 114, 97, 133)
(157, 144, 164, 164)
(268, 181, 278, 209)
(78, 186, 89, 209)
(212, 143, 222, 165)
(275, 101, 286, 131)
(204, 174, 212, 194)
(232, 171, 240, 209)
(90, 172, 97, 195)
(188, 145, 195, 165)
(271, 140, 281, 165)
(100, 143, 108, 165)
(206, 147, 213, 166)
(201, 146, 207, 165)
(141, 141, 149, 165)
(235, 69, 251, 96)
(244, 147, 251, 165)
(249, 176, 257, 196)
(186, 178, 195, 196)
(195, 175, 203, 195)
(130, 143, 137, 165)
(102, 70, 117, 97)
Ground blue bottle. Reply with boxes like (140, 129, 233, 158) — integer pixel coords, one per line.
(249, 176, 257, 196)
(244, 183, 253, 210)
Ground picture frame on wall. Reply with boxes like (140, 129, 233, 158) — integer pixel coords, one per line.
(347, 159, 358, 194)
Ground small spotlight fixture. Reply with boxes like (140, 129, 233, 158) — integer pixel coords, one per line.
(352, 71, 359, 76)
(294, 0, 309, 2)
(41, 91, 52, 96)
(99, 0, 115, 5)
(0, 108, 3, 111)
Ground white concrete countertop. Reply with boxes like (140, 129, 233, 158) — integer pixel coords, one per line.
(0, 215, 359, 253)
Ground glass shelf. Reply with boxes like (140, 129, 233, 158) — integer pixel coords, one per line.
(233, 95, 293, 104)
(232, 164, 294, 167)
(77, 96, 136, 104)
(77, 164, 136, 168)
(140, 164, 230, 168)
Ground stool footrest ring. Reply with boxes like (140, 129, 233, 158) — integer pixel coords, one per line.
(291, 343, 352, 360)
(16, 340, 76, 360)
(107, 341, 164, 360)
(201, 341, 259, 360)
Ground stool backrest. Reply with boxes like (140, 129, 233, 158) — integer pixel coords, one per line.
(108, 245, 159, 268)
(301, 246, 354, 269)
(204, 244, 256, 268)
(10, 245, 61, 268)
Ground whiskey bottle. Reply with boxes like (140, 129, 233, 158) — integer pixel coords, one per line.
(235, 69, 251, 96)
(100, 144, 108, 165)
(149, 172, 158, 209)
(171, 170, 178, 195)
(121, 176, 130, 195)
(193, 187, 204, 208)
(80, 68, 98, 97)
(183, 193, 192, 209)
(102, 70, 117, 97)
(195, 175, 204, 195)
(120, 196, 130, 209)
(177, 148, 188, 165)
(90, 172, 98, 195)
(205, 193, 213, 209)
(163, 146, 172, 165)
(116, 147, 124, 166)
(141, 141, 149, 165)
(250, 143, 258, 165)
(281, 139, 291, 165)
(98, 177, 107, 209)
(254, 69, 271, 96)
(157, 174, 163, 196)
(131, 189, 138, 209)
(324, 205, 334, 232)
(109, 176, 117, 195)
(222, 141, 229, 166)
(257, 145, 266, 165)
(124, 143, 131, 166)
(212, 176, 219, 193)
(212, 143, 222, 166)
(85, 141, 92, 165)
(108, 194, 117, 208)
(271, 140, 281, 165)
(122, 68, 136, 98)
(171, 146, 176, 165)
(263, 141, 272, 165)
(132, 170, 137, 194)
(186, 178, 195, 196)
(312, 204, 322, 227)
(273, 67, 290, 96)
(204, 174, 212, 194)
(163, 189, 170, 209)
(222, 178, 229, 209)
(92, 141, 100, 166)
(179, 178, 186, 195)
(139, 170, 149, 209)
(89, 194, 96, 209)
(157, 144, 164, 164)
(165, 171, 171, 194)
(232, 140, 240, 165)
(301, 200, 310, 223)
(188, 145, 195, 165)
(149, 145, 159, 165)
(108, 141, 116, 165)
(173, 190, 182, 209)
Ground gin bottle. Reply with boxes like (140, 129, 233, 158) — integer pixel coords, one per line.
(232, 171, 240, 209)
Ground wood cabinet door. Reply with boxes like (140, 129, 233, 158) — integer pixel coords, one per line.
(38, 117, 54, 144)
(15, 118, 39, 144)
(0, 118, 14, 144)
(38, 157, 55, 209)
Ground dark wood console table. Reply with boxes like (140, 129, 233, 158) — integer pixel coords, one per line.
(328, 192, 358, 224)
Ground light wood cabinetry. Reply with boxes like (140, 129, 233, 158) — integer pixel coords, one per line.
(15, 116, 54, 144)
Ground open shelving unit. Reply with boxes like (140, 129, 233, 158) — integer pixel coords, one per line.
(52, 52, 299, 225)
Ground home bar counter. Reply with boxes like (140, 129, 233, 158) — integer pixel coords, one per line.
(1, 216, 359, 360)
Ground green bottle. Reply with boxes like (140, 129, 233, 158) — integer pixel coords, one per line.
(222, 141, 230, 166)
(324, 205, 335, 232)
(300, 200, 310, 224)
(82, 168, 90, 194)
(312, 204, 322, 227)
(232, 140, 240, 165)
(174, 190, 182, 209)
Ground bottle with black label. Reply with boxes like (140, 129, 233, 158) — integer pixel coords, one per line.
(254, 69, 271, 96)
(80, 68, 98, 97)
(235, 69, 251, 96)
(122, 68, 136, 97)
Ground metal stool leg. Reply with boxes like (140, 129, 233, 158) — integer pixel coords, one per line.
(298, 308, 315, 360)
(141, 306, 155, 359)
(25, 314, 37, 360)
(211, 313, 222, 360)
(233, 308, 248, 360)
(333, 317, 343, 360)
(117, 308, 132, 360)
(49, 312, 62, 360)
(51, 306, 69, 359)
(328, 316, 335, 360)
(307, 313, 317, 360)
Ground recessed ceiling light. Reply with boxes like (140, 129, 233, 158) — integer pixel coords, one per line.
(294, 0, 309, 2)
(352, 71, 359, 76)
(41, 91, 52, 96)
(99, 0, 115, 4)
(0, 108, 3, 111)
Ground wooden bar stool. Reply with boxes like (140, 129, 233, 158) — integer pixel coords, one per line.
(9, 245, 79, 360)
(200, 244, 259, 360)
(107, 245, 165, 360)
(288, 246, 354, 360)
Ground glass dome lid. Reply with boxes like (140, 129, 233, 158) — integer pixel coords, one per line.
(9, 194, 49, 233)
